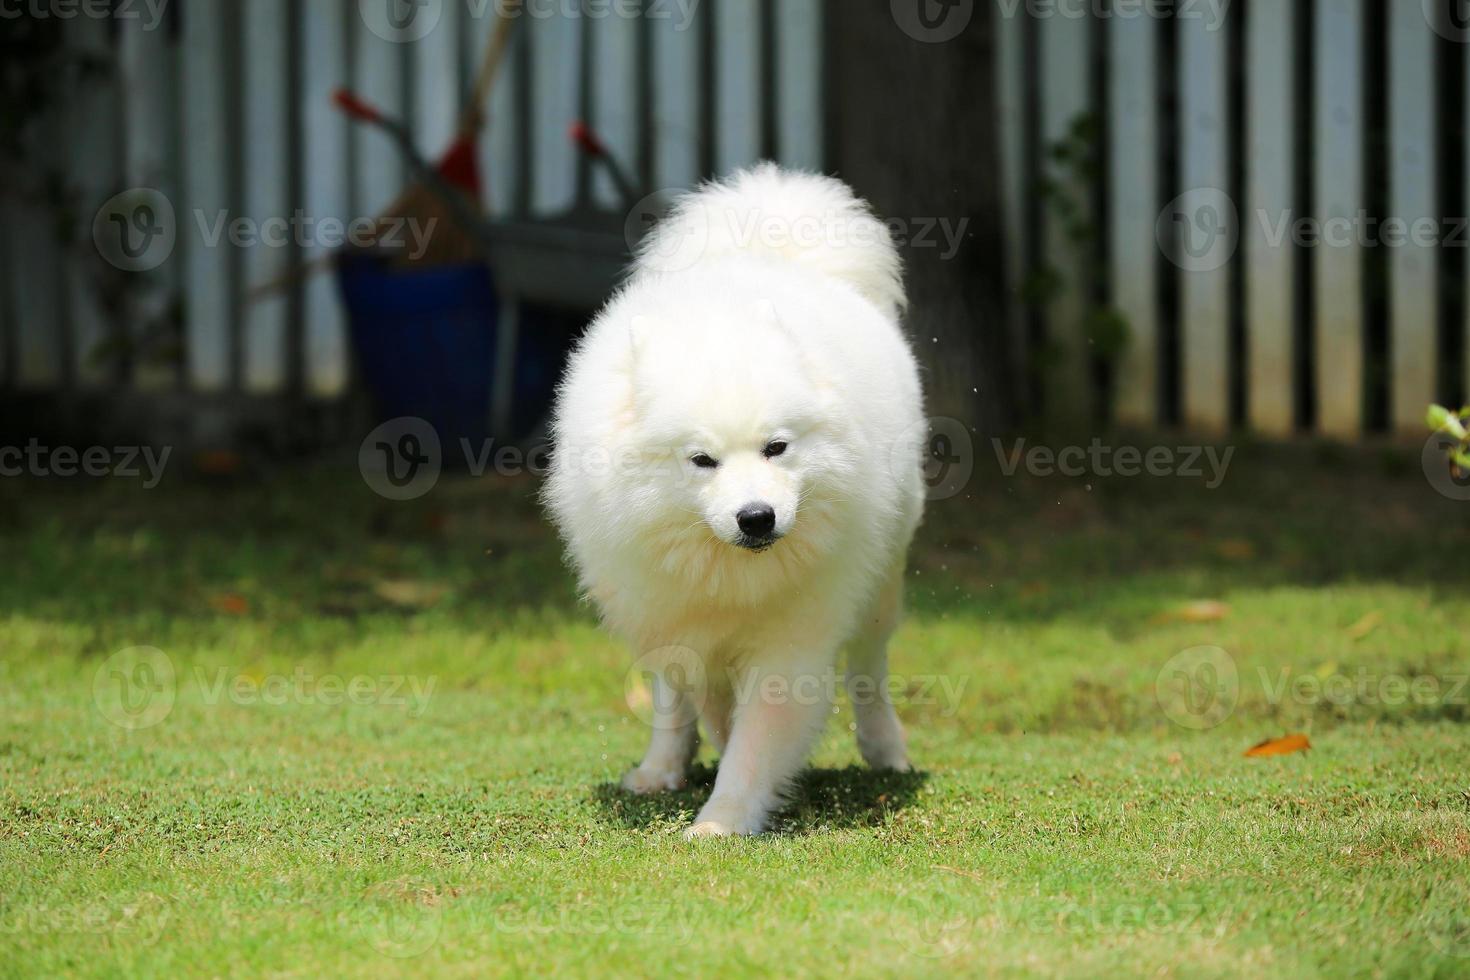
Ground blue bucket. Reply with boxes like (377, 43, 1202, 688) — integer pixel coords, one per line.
(337, 254, 498, 453)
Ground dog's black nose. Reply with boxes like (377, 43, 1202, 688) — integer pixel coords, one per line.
(736, 503, 777, 539)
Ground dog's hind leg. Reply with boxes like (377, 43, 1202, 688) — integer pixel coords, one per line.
(622, 671, 700, 794)
(845, 562, 912, 772)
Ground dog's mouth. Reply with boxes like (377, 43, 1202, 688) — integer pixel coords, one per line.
(734, 532, 782, 553)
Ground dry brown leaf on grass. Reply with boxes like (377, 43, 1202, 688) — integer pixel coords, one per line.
(193, 450, 243, 477)
(372, 580, 449, 609)
(1154, 600, 1231, 625)
(1345, 611, 1383, 640)
(934, 865, 988, 883)
(208, 593, 249, 615)
(1216, 539, 1257, 561)
(1244, 734, 1312, 758)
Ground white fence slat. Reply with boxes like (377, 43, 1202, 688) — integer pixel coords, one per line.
(0, 218, 8, 385)
(482, 9, 522, 217)
(0, 207, 8, 384)
(182, 0, 233, 392)
(10, 121, 63, 389)
(1313, 0, 1364, 438)
(651, 6, 699, 190)
(1038, 10, 1092, 427)
(242, 0, 291, 393)
(775, 0, 822, 171)
(997, 4, 1028, 412)
(354, 22, 407, 217)
(302, 0, 352, 398)
(591, 11, 639, 208)
(1108, 12, 1158, 428)
(530, 9, 581, 216)
(1244, 0, 1295, 437)
(715, 0, 761, 174)
(1389, 3, 1438, 436)
(66, 19, 117, 389)
(1178, 14, 1230, 433)
(120, 17, 177, 390)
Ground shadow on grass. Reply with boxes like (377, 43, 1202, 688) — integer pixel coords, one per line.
(593, 763, 929, 835)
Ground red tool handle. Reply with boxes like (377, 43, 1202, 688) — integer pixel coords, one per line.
(333, 88, 383, 125)
(569, 120, 608, 158)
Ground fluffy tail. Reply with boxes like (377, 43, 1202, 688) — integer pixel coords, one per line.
(635, 163, 906, 318)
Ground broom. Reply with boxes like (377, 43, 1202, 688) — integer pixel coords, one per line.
(362, 2, 521, 267)
(245, 3, 520, 299)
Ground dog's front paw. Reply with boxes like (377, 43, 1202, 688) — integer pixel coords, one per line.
(857, 721, 912, 772)
(683, 798, 761, 839)
(859, 739, 912, 772)
(621, 764, 687, 795)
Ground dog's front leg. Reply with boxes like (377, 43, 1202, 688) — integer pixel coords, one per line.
(622, 670, 699, 794)
(685, 658, 830, 838)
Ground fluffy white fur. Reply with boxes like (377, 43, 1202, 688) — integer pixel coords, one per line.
(543, 165, 926, 837)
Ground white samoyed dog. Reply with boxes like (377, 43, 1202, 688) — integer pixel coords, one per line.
(544, 164, 926, 838)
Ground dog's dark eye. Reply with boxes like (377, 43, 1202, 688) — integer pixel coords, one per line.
(763, 441, 789, 459)
(691, 453, 719, 469)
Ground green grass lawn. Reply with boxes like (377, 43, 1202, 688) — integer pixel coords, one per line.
(2, 439, 1468, 978)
